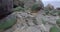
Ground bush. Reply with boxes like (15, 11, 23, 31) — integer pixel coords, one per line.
(44, 10, 59, 16)
(13, 6, 24, 12)
(31, 3, 41, 13)
(31, 3, 39, 11)
(41, 19, 46, 25)
(56, 18, 60, 24)
(49, 26, 59, 32)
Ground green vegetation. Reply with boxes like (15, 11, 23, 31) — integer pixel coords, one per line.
(13, 6, 25, 12)
(31, 3, 39, 11)
(56, 18, 60, 24)
(49, 18, 60, 32)
(49, 26, 60, 32)
(44, 9, 60, 16)
(0, 15, 16, 29)
(31, 3, 40, 13)
(41, 19, 47, 25)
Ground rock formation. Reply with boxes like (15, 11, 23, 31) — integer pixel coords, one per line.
(45, 4, 54, 10)
(13, 0, 24, 8)
(0, 0, 13, 19)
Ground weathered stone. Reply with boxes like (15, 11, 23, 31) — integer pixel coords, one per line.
(13, 0, 24, 8)
(24, 0, 36, 9)
(16, 12, 37, 26)
(44, 4, 54, 10)
(0, 0, 13, 19)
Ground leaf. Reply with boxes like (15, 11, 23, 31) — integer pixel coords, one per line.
(50, 26, 60, 32)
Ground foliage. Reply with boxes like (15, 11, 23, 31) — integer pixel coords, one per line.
(56, 18, 60, 24)
(41, 19, 46, 25)
(31, 3, 40, 11)
(13, 6, 24, 12)
(57, 11, 60, 16)
(49, 26, 60, 32)
(44, 10, 60, 16)
(0, 15, 16, 29)
(44, 10, 50, 15)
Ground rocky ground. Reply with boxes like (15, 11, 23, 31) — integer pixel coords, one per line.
(4, 10, 60, 32)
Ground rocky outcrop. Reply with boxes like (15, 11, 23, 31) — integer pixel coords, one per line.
(24, 0, 36, 9)
(13, 0, 36, 8)
(0, 0, 13, 19)
(44, 4, 54, 10)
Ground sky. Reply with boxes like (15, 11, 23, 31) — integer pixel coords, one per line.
(42, 0, 60, 8)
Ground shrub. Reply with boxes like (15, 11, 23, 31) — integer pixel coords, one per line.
(13, 6, 24, 12)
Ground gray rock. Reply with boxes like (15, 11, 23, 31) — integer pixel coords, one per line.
(17, 12, 38, 26)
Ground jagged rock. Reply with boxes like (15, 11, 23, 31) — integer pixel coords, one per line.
(44, 4, 54, 10)
(3, 12, 39, 32)
(0, 0, 13, 19)
(22, 26, 41, 32)
(13, 0, 24, 8)
(24, 0, 36, 9)
(16, 12, 38, 26)
(13, 25, 46, 32)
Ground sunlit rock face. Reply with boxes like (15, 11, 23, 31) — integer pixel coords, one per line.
(0, 0, 13, 19)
